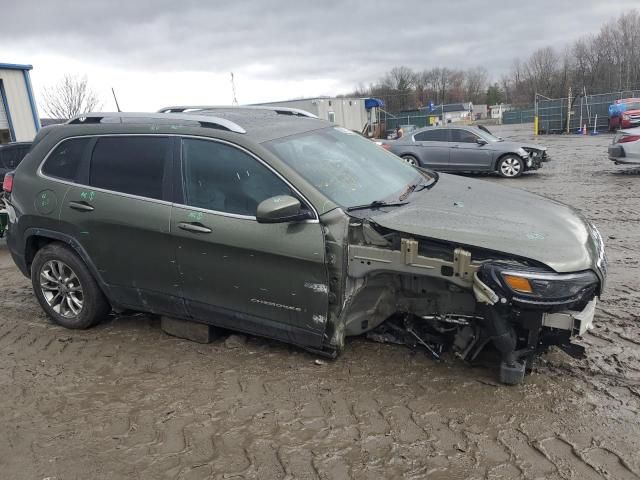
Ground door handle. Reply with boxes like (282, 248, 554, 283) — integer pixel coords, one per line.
(177, 222, 212, 234)
(69, 201, 94, 212)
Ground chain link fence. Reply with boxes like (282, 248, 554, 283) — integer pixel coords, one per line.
(504, 89, 640, 133)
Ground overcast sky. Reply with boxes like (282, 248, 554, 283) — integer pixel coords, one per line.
(1, 1, 637, 113)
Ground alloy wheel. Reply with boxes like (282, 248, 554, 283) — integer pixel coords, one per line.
(500, 157, 522, 177)
(402, 156, 418, 166)
(40, 260, 84, 318)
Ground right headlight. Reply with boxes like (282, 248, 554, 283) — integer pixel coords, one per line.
(481, 264, 599, 304)
(500, 269, 598, 299)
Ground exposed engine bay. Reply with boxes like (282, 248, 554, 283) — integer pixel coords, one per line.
(330, 219, 600, 385)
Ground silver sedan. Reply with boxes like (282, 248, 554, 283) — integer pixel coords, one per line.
(380, 125, 544, 178)
(608, 127, 640, 165)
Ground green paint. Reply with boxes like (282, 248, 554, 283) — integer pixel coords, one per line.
(80, 190, 96, 201)
(40, 191, 50, 208)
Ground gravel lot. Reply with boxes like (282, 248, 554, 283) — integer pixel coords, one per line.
(0, 124, 639, 479)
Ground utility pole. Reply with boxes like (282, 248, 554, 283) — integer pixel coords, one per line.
(566, 86, 572, 134)
(534, 92, 538, 136)
(230, 72, 238, 105)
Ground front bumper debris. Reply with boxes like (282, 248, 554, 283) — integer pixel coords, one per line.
(542, 298, 596, 336)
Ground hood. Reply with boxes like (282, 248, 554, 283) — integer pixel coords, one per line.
(519, 142, 547, 152)
(372, 173, 600, 273)
(486, 140, 527, 153)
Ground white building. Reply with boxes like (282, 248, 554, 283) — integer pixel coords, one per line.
(0, 63, 40, 144)
(490, 104, 512, 121)
(253, 97, 383, 134)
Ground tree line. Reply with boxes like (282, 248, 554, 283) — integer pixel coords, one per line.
(348, 10, 640, 112)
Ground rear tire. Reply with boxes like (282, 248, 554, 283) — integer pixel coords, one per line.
(497, 155, 524, 178)
(31, 243, 110, 329)
(401, 154, 419, 166)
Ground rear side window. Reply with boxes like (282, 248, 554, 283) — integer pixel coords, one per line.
(89, 136, 169, 200)
(414, 129, 448, 142)
(42, 138, 90, 181)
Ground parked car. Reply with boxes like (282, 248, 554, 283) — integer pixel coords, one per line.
(3, 107, 606, 384)
(0, 142, 31, 237)
(608, 127, 640, 165)
(0, 142, 31, 183)
(379, 126, 544, 177)
(608, 98, 640, 131)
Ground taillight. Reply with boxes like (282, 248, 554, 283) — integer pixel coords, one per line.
(2, 172, 13, 193)
(619, 135, 640, 143)
(381, 144, 392, 150)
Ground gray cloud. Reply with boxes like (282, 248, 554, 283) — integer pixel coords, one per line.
(3, 0, 638, 90)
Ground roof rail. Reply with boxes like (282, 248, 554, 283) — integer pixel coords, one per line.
(66, 112, 247, 134)
(157, 105, 319, 118)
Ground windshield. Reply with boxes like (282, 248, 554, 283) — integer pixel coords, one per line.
(623, 102, 640, 111)
(476, 128, 502, 142)
(264, 127, 431, 208)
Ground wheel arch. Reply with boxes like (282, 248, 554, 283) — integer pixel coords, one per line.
(24, 229, 112, 300)
(494, 152, 524, 171)
(398, 152, 421, 165)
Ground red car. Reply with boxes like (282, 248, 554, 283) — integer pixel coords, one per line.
(608, 98, 640, 131)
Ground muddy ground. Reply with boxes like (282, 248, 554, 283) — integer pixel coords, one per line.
(0, 124, 639, 479)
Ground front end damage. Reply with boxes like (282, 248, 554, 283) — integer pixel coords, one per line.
(328, 219, 603, 385)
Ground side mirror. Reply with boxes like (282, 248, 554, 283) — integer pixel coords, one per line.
(256, 195, 313, 223)
(476, 138, 488, 145)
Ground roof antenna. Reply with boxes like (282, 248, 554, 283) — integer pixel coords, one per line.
(111, 87, 122, 112)
(230, 72, 238, 105)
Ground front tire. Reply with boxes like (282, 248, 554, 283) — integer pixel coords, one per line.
(401, 154, 419, 166)
(497, 155, 524, 178)
(31, 243, 110, 329)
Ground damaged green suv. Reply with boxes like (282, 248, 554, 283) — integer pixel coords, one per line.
(4, 106, 606, 384)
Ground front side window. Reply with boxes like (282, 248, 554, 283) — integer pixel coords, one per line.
(414, 129, 448, 142)
(181, 138, 293, 217)
(89, 136, 169, 200)
(265, 127, 427, 208)
(450, 129, 480, 143)
(42, 137, 91, 181)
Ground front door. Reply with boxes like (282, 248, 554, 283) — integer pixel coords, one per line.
(171, 137, 328, 347)
(448, 129, 493, 171)
(58, 135, 184, 316)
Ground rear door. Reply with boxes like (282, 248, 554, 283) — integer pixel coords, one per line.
(58, 135, 184, 316)
(448, 129, 493, 171)
(412, 129, 450, 169)
(171, 137, 328, 347)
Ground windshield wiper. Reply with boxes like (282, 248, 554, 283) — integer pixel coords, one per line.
(346, 200, 408, 212)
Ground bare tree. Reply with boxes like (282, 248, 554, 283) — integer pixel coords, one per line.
(464, 67, 488, 104)
(41, 74, 102, 119)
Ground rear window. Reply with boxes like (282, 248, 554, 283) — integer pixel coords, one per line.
(0, 144, 30, 170)
(414, 129, 448, 142)
(42, 138, 90, 181)
(89, 136, 169, 200)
